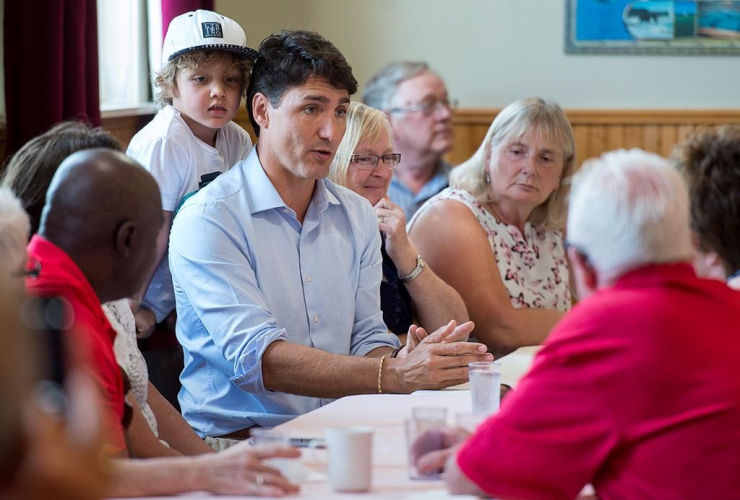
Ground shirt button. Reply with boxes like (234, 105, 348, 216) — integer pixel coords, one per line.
(306, 275, 313, 282)
(313, 314, 319, 323)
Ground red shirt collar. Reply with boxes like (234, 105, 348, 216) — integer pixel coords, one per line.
(613, 262, 697, 289)
(26, 235, 110, 339)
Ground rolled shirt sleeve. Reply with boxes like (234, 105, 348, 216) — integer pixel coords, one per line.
(170, 149, 397, 436)
(170, 199, 288, 394)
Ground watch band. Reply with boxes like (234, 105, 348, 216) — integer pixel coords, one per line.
(399, 255, 426, 283)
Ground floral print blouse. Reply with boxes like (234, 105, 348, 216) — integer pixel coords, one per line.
(411, 188, 571, 312)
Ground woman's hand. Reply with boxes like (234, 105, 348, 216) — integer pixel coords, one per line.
(202, 442, 301, 496)
(374, 198, 418, 272)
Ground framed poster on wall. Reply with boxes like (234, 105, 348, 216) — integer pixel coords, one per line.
(566, 0, 740, 54)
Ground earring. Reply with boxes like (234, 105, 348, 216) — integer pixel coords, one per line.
(485, 172, 491, 184)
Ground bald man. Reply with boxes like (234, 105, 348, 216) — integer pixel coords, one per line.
(25, 148, 163, 453)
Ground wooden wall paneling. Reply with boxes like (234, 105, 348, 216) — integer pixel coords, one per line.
(677, 124, 695, 144)
(102, 114, 155, 151)
(588, 125, 607, 161)
(3, 108, 739, 172)
(449, 124, 473, 165)
(606, 125, 624, 152)
(572, 125, 590, 168)
(659, 125, 678, 158)
(642, 125, 660, 154)
(472, 124, 489, 149)
(623, 125, 642, 150)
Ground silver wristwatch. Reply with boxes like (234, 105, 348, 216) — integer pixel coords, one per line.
(399, 255, 426, 283)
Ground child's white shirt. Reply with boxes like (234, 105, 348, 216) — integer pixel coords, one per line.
(127, 105, 252, 211)
(126, 105, 252, 322)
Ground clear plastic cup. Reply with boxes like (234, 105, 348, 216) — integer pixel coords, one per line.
(468, 361, 502, 415)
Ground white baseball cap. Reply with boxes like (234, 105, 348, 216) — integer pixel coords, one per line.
(161, 10, 258, 67)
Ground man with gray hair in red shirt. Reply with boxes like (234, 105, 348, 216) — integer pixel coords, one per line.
(415, 148, 740, 500)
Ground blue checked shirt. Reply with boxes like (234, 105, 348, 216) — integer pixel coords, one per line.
(387, 160, 451, 219)
(169, 148, 399, 437)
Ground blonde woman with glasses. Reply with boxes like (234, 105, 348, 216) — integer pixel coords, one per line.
(329, 102, 467, 343)
(408, 97, 576, 357)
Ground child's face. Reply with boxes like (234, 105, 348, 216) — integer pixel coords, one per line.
(171, 56, 244, 145)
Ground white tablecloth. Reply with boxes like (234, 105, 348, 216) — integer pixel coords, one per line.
(108, 348, 540, 499)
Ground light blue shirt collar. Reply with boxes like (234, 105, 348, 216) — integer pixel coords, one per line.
(243, 147, 340, 217)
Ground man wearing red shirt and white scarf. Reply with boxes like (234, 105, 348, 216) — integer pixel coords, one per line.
(416, 149, 740, 500)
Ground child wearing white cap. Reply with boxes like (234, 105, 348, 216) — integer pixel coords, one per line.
(127, 10, 257, 338)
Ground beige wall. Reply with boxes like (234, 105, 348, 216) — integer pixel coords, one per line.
(216, 0, 740, 109)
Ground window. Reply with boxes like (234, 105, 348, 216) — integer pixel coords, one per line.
(97, 0, 162, 111)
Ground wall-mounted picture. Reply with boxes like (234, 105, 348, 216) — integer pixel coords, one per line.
(566, 0, 740, 54)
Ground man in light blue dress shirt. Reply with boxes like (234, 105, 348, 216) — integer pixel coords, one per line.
(169, 31, 487, 439)
(363, 62, 455, 219)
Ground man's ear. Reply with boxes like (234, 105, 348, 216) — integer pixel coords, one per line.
(252, 93, 270, 130)
(567, 245, 598, 296)
(690, 230, 727, 279)
(115, 222, 137, 257)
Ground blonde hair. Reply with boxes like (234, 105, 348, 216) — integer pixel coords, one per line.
(451, 97, 576, 230)
(154, 50, 252, 108)
(329, 102, 393, 187)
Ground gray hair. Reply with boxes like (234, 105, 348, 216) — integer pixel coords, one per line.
(0, 188, 30, 275)
(362, 61, 429, 111)
(568, 148, 693, 281)
(451, 97, 576, 230)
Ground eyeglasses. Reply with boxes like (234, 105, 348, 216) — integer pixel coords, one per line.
(350, 153, 401, 170)
(387, 98, 458, 117)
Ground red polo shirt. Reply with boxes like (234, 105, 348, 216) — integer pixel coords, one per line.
(457, 263, 740, 500)
(25, 235, 126, 453)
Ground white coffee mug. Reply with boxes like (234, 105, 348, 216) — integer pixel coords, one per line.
(324, 426, 374, 492)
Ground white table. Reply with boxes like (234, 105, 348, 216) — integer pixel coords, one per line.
(109, 348, 539, 499)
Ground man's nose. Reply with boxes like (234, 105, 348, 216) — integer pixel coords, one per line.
(434, 101, 453, 121)
(318, 114, 344, 143)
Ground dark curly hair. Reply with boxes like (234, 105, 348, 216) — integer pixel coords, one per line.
(672, 125, 740, 276)
(246, 30, 358, 136)
(1, 121, 121, 234)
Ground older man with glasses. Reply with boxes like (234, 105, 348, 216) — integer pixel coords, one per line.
(363, 62, 456, 219)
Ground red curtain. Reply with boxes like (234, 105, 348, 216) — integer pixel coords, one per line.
(161, 0, 214, 40)
(3, 0, 100, 159)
